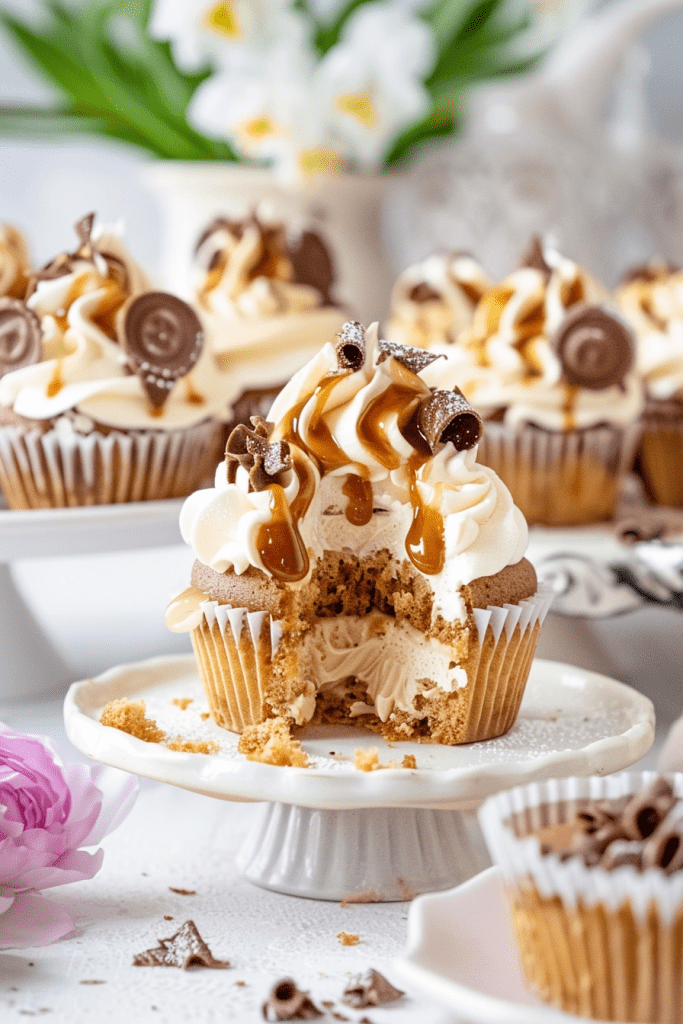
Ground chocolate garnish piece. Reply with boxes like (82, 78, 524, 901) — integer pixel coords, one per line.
(289, 230, 335, 304)
(75, 212, 95, 252)
(417, 388, 482, 454)
(600, 840, 645, 870)
(132, 920, 230, 969)
(336, 321, 366, 370)
(262, 979, 322, 1020)
(377, 335, 445, 374)
(226, 416, 291, 491)
(552, 304, 635, 390)
(121, 292, 204, 408)
(621, 777, 675, 839)
(408, 282, 442, 303)
(520, 236, 552, 280)
(621, 258, 679, 285)
(643, 823, 683, 874)
(0, 298, 42, 378)
(341, 969, 404, 1009)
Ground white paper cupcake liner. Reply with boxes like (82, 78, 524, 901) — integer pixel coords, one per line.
(477, 421, 641, 526)
(191, 585, 553, 740)
(0, 419, 224, 508)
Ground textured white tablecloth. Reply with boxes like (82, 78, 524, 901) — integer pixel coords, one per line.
(0, 699, 456, 1024)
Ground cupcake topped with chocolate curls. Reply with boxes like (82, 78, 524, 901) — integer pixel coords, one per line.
(170, 320, 551, 745)
(0, 224, 31, 301)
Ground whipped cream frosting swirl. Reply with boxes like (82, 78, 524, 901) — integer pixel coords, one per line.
(0, 224, 229, 431)
(180, 323, 528, 617)
(421, 244, 643, 431)
(617, 268, 683, 402)
(0, 224, 31, 300)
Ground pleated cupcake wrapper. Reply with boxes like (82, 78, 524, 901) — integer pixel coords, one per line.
(638, 414, 683, 507)
(0, 420, 223, 508)
(477, 421, 641, 526)
(192, 585, 553, 739)
(479, 772, 683, 1022)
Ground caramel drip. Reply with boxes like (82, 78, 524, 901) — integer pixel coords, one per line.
(198, 250, 227, 308)
(46, 359, 64, 398)
(342, 474, 374, 526)
(164, 586, 206, 632)
(90, 277, 129, 339)
(184, 375, 205, 405)
(149, 405, 164, 419)
(257, 483, 309, 582)
(405, 455, 445, 575)
(561, 273, 585, 308)
(562, 383, 578, 431)
(357, 370, 424, 472)
(53, 274, 89, 336)
(275, 371, 350, 473)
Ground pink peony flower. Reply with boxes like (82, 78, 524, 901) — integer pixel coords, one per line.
(0, 723, 137, 949)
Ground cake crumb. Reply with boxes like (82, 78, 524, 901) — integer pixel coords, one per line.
(166, 737, 218, 755)
(100, 699, 165, 743)
(238, 718, 310, 768)
(340, 889, 382, 906)
(79, 980, 106, 986)
(163, 916, 173, 921)
(172, 698, 193, 710)
(234, 980, 246, 987)
(169, 888, 196, 896)
(354, 748, 417, 771)
(200, 712, 211, 721)
(337, 932, 360, 946)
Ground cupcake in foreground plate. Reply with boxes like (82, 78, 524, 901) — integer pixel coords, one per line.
(423, 238, 644, 526)
(617, 261, 683, 506)
(166, 320, 552, 744)
(480, 773, 683, 1023)
(194, 213, 347, 426)
(0, 214, 229, 508)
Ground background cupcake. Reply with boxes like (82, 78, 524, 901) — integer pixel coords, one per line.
(420, 239, 644, 527)
(0, 214, 229, 508)
(0, 224, 31, 300)
(167, 320, 552, 745)
(617, 261, 683, 507)
(193, 213, 347, 427)
(480, 773, 683, 1023)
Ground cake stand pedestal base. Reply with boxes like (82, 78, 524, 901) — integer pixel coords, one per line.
(236, 802, 490, 901)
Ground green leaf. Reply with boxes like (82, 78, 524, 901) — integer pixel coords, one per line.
(313, 0, 375, 55)
(423, 0, 504, 53)
(384, 103, 458, 167)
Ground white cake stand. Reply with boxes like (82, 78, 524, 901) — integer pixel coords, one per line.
(64, 653, 654, 902)
(0, 501, 183, 700)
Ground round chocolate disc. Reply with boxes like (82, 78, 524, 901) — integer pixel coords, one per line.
(0, 298, 42, 377)
(552, 304, 635, 390)
(122, 292, 204, 407)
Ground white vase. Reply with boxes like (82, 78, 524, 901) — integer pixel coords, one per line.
(143, 161, 396, 324)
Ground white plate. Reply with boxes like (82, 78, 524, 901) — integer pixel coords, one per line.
(64, 654, 654, 811)
(397, 866, 634, 1024)
(0, 499, 184, 560)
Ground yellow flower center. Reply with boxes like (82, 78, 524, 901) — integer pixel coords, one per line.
(205, 2, 241, 38)
(242, 116, 276, 139)
(299, 148, 343, 177)
(336, 93, 377, 127)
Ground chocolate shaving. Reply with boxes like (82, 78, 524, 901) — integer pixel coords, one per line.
(519, 236, 553, 279)
(262, 979, 322, 1021)
(377, 336, 444, 375)
(226, 416, 291, 491)
(336, 321, 366, 370)
(553, 304, 635, 390)
(289, 230, 335, 304)
(417, 388, 482, 453)
(121, 292, 204, 408)
(621, 258, 678, 285)
(0, 298, 42, 378)
(132, 920, 230, 969)
(341, 970, 404, 1009)
(75, 212, 95, 252)
(408, 282, 442, 303)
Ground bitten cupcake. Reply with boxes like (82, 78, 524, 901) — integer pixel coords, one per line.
(617, 261, 683, 507)
(166, 320, 552, 744)
(193, 213, 347, 425)
(385, 251, 491, 350)
(480, 773, 683, 1023)
(421, 239, 644, 526)
(0, 224, 31, 300)
(0, 214, 229, 508)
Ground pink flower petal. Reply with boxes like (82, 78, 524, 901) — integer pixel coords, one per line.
(0, 892, 74, 949)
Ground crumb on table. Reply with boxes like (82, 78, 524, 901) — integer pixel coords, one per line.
(238, 718, 309, 768)
(337, 932, 360, 946)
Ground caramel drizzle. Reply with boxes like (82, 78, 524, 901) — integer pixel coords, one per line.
(562, 383, 579, 431)
(184, 375, 205, 405)
(342, 474, 374, 526)
(405, 455, 445, 575)
(46, 358, 64, 398)
(164, 586, 206, 632)
(257, 482, 309, 582)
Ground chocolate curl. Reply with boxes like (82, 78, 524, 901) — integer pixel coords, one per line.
(336, 321, 366, 370)
(121, 292, 204, 408)
(75, 212, 95, 254)
(377, 335, 445, 374)
(289, 230, 335, 304)
(262, 979, 322, 1021)
(417, 388, 482, 454)
(552, 304, 635, 390)
(621, 258, 678, 285)
(620, 777, 675, 840)
(226, 416, 292, 491)
(643, 824, 683, 874)
(519, 236, 553, 279)
(341, 969, 404, 1009)
(132, 920, 230, 970)
(0, 298, 42, 378)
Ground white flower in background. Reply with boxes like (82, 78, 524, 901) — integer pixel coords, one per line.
(149, 0, 310, 72)
(318, 3, 436, 167)
(504, 0, 599, 60)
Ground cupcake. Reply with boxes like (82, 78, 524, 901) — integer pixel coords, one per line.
(166, 320, 552, 744)
(0, 223, 31, 300)
(194, 213, 347, 425)
(480, 773, 683, 1023)
(0, 214, 229, 508)
(421, 238, 644, 526)
(616, 261, 683, 507)
(385, 251, 491, 350)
